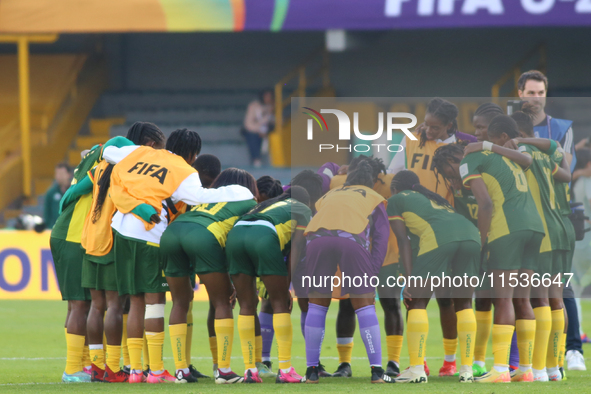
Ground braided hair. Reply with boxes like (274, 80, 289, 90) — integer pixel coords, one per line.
(193, 154, 221, 188)
(474, 103, 504, 124)
(510, 103, 536, 137)
(211, 168, 258, 197)
(432, 143, 465, 191)
(488, 115, 520, 139)
(257, 175, 283, 201)
(93, 122, 166, 222)
(344, 161, 374, 189)
(248, 185, 310, 215)
(166, 128, 202, 164)
(391, 170, 455, 211)
(348, 155, 386, 184)
(420, 98, 459, 148)
(126, 121, 165, 147)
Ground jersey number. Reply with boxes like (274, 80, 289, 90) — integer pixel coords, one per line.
(502, 157, 528, 192)
(191, 202, 227, 215)
(468, 204, 478, 220)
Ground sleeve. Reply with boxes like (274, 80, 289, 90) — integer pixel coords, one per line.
(386, 196, 404, 222)
(103, 145, 140, 164)
(460, 154, 483, 187)
(369, 204, 390, 267)
(171, 173, 255, 206)
(103, 136, 134, 149)
(387, 137, 407, 174)
(293, 203, 312, 230)
(561, 126, 574, 157)
(551, 162, 559, 176)
(87, 167, 97, 184)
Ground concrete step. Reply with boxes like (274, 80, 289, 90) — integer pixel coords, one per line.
(89, 117, 125, 136)
(76, 135, 105, 150)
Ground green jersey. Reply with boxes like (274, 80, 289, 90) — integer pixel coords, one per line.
(175, 199, 257, 247)
(551, 150, 571, 217)
(460, 151, 544, 244)
(51, 145, 103, 242)
(240, 198, 312, 253)
(518, 144, 569, 252)
(453, 186, 478, 227)
(386, 191, 480, 256)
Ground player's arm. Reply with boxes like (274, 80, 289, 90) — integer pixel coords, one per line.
(465, 142, 532, 170)
(553, 154, 572, 183)
(467, 178, 492, 247)
(390, 219, 412, 280)
(386, 138, 407, 174)
(103, 145, 140, 165)
(59, 174, 93, 214)
(561, 127, 574, 168)
(171, 173, 254, 205)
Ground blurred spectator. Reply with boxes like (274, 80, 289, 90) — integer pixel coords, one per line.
(241, 89, 275, 168)
(44, 162, 72, 228)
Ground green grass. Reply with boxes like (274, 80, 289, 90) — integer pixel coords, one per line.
(1, 300, 590, 393)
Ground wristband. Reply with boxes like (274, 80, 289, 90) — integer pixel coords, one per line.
(546, 139, 558, 155)
(483, 141, 493, 151)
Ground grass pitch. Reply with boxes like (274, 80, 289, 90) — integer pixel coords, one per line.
(1, 299, 590, 393)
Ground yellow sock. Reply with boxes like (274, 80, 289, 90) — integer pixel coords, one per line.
(337, 342, 354, 364)
(169, 324, 188, 371)
(146, 331, 165, 372)
(515, 319, 536, 367)
(533, 306, 552, 371)
(474, 310, 492, 363)
(65, 333, 85, 374)
(238, 315, 256, 370)
(443, 338, 458, 360)
(209, 336, 219, 365)
(82, 345, 91, 368)
(274, 313, 293, 370)
(106, 345, 121, 373)
(127, 337, 144, 371)
(215, 319, 233, 369)
(492, 324, 514, 367)
(122, 314, 130, 366)
(547, 309, 565, 369)
(407, 309, 429, 367)
(558, 332, 566, 368)
(457, 309, 477, 367)
(102, 332, 107, 361)
(386, 335, 403, 364)
(187, 302, 193, 366)
(64, 327, 68, 342)
(142, 332, 150, 370)
(255, 335, 263, 363)
(90, 346, 105, 369)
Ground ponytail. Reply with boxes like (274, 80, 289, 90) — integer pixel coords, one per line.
(91, 164, 114, 223)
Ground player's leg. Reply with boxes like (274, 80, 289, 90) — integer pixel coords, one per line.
(126, 293, 146, 381)
(396, 297, 430, 384)
(103, 290, 125, 382)
(207, 300, 218, 372)
(258, 296, 277, 377)
(333, 299, 355, 377)
(232, 273, 260, 382)
(436, 295, 458, 376)
(166, 275, 193, 381)
(377, 263, 404, 378)
(547, 271, 565, 381)
(87, 289, 106, 381)
(474, 294, 493, 375)
(121, 296, 130, 371)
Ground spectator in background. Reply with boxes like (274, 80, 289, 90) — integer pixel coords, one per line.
(242, 89, 275, 168)
(44, 162, 72, 228)
(193, 154, 222, 188)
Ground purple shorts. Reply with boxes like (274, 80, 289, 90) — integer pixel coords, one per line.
(302, 235, 381, 296)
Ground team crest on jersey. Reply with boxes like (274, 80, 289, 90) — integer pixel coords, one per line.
(460, 163, 468, 178)
(127, 162, 169, 184)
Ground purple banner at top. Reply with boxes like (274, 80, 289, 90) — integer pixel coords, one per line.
(245, 0, 591, 31)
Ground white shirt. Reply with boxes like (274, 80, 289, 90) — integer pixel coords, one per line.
(387, 134, 457, 174)
(104, 146, 255, 244)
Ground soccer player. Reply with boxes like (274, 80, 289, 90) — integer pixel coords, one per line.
(388, 98, 477, 376)
(160, 168, 258, 383)
(435, 126, 545, 383)
(51, 130, 159, 383)
(256, 175, 285, 378)
(192, 153, 222, 378)
(226, 186, 312, 383)
(303, 162, 393, 384)
(104, 128, 254, 384)
(388, 170, 479, 384)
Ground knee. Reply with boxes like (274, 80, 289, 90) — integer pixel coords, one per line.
(90, 299, 106, 314)
(437, 298, 453, 309)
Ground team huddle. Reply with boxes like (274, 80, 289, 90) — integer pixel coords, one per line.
(51, 84, 579, 385)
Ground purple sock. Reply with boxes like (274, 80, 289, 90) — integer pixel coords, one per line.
(509, 330, 519, 368)
(259, 312, 274, 359)
(356, 305, 382, 367)
(300, 311, 308, 338)
(305, 304, 327, 367)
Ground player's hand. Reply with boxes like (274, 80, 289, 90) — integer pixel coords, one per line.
(504, 139, 519, 150)
(464, 142, 483, 156)
(338, 165, 349, 175)
(403, 285, 412, 308)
